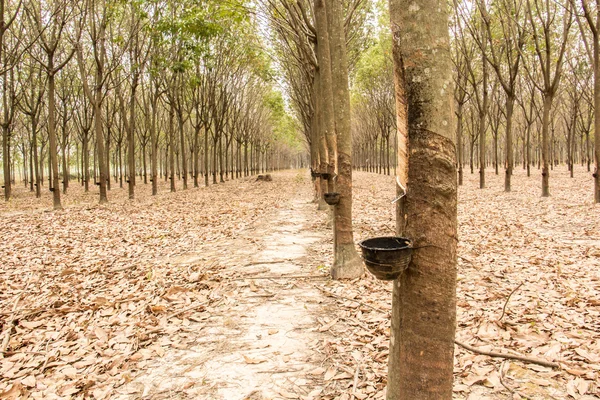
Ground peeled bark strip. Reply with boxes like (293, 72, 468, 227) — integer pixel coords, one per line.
(314, 0, 337, 188)
(388, 0, 458, 397)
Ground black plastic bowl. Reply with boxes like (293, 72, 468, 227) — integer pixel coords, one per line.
(358, 237, 412, 281)
(323, 192, 340, 205)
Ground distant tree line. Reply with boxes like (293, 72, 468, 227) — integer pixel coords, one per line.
(0, 0, 305, 209)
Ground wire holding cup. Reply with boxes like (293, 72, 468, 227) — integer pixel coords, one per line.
(392, 176, 407, 204)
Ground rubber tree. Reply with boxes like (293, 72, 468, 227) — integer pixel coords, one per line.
(76, 0, 116, 205)
(19, 61, 45, 199)
(0, 0, 22, 202)
(387, 0, 458, 397)
(477, 0, 524, 192)
(326, 0, 364, 280)
(573, 0, 600, 202)
(314, 0, 337, 211)
(457, 5, 489, 189)
(451, 28, 472, 186)
(125, 1, 149, 199)
(28, 0, 80, 210)
(56, 70, 75, 194)
(516, 75, 538, 177)
(524, 0, 572, 197)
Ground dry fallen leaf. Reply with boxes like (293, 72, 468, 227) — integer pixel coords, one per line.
(307, 367, 326, 376)
(324, 367, 337, 381)
(20, 376, 35, 388)
(0, 383, 23, 399)
(243, 355, 267, 365)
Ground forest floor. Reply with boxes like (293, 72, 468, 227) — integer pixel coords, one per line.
(0, 166, 599, 400)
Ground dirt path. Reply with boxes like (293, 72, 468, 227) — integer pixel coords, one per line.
(118, 179, 336, 399)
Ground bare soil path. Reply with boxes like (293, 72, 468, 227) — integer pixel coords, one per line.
(118, 179, 335, 399)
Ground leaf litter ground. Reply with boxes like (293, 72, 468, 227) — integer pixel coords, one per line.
(0, 167, 598, 399)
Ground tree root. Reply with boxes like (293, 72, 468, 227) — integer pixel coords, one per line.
(454, 340, 560, 368)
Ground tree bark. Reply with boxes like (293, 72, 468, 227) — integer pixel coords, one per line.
(594, 35, 600, 202)
(505, 97, 514, 191)
(541, 93, 552, 197)
(313, 68, 329, 210)
(388, 0, 457, 397)
(2, 123, 9, 200)
(479, 53, 488, 189)
(47, 69, 62, 210)
(314, 1, 336, 196)
(177, 105, 187, 189)
(205, 127, 209, 186)
(327, 0, 363, 280)
(457, 103, 464, 185)
(169, 103, 176, 192)
(94, 86, 108, 204)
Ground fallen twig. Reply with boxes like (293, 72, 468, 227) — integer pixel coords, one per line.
(243, 259, 293, 267)
(458, 255, 474, 264)
(499, 282, 524, 321)
(166, 302, 209, 320)
(230, 274, 328, 281)
(498, 361, 515, 395)
(454, 340, 560, 368)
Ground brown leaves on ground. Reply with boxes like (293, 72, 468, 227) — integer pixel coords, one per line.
(0, 177, 286, 399)
(1, 167, 599, 400)
(315, 167, 599, 399)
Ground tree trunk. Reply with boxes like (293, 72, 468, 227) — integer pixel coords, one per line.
(128, 86, 136, 199)
(388, 0, 457, 397)
(218, 134, 224, 183)
(204, 128, 209, 186)
(586, 130, 591, 172)
(29, 142, 34, 192)
(48, 71, 62, 209)
(193, 126, 200, 188)
(541, 93, 552, 197)
(94, 89, 108, 204)
(494, 131, 498, 175)
(169, 104, 176, 192)
(105, 129, 111, 191)
(118, 140, 123, 188)
(526, 122, 531, 177)
(142, 143, 147, 184)
(326, 0, 363, 280)
(313, 67, 329, 210)
(457, 104, 464, 185)
(32, 122, 41, 197)
(479, 107, 487, 189)
(505, 96, 514, 191)
(594, 36, 600, 202)
(178, 109, 187, 189)
(2, 125, 10, 200)
(61, 133, 68, 194)
(212, 137, 218, 184)
(151, 95, 158, 195)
